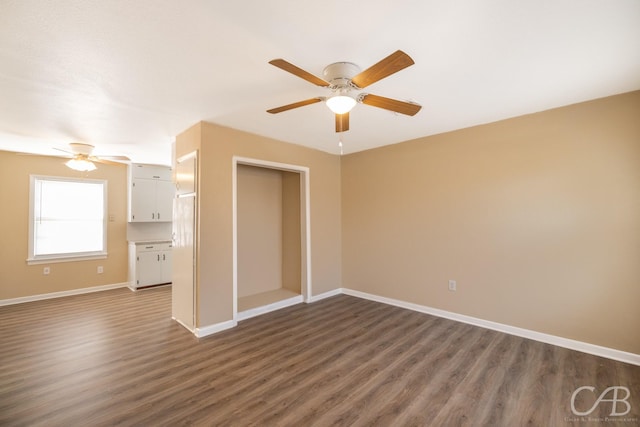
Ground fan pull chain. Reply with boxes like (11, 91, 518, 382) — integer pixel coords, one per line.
(338, 135, 344, 155)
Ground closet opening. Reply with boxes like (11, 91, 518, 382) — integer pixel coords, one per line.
(232, 157, 310, 321)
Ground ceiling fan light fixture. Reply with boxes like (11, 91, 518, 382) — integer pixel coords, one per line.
(267, 51, 421, 131)
(66, 158, 97, 171)
(326, 95, 356, 114)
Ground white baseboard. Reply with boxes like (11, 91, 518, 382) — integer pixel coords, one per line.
(237, 295, 303, 321)
(0, 282, 129, 306)
(342, 288, 640, 367)
(11, 282, 634, 365)
(195, 319, 237, 338)
(307, 288, 342, 303)
(129, 283, 172, 292)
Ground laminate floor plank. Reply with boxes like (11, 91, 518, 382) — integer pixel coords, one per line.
(428, 333, 525, 426)
(270, 313, 450, 427)
(343, 323, 488, 427)
(0, 287, 638, 426)
(88, 297, 377, 426)
(135, 298, 398, 426)
(192, 304, 422, 425)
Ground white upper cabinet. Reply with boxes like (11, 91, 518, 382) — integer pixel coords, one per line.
(128, 164, 174, 222)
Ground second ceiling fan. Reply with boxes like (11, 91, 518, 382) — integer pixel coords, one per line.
(56, 142, 130, 171)
(267, 50, 422, 133)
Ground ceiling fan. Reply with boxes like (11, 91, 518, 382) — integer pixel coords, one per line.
(55, 142, 130, 171)
(267, 50, 422, 133)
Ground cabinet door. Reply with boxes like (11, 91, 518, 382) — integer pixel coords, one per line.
(136, 251, 163, 286)
(155, 180, 175, 222)
(161, 250, 172, 283)
(130, 178, 157, 222)
(131, 164, 172, 180)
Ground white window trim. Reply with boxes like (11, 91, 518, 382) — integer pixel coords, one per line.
(27, 175, 108, 265)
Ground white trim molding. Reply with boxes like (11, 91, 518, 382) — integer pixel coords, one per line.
(341, 288, 640, 367)
(10, 282, 635, 366)
(231, 156, 312, 322)
(307, 288, 342, 303)
(237, 295, 303, 321)
(28, 175, 108, 265)
(195, 319, 237, 338)
(0, 282, 129, 306)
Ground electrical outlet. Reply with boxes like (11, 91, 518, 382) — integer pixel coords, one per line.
(97, 266, 104, 274)
(448, 280, 457, 291)
(43, 267, 50, 275)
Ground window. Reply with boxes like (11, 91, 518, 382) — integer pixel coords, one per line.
(28, 175, 107, 264)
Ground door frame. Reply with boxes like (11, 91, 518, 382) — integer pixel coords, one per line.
(232, 156, 312, 321)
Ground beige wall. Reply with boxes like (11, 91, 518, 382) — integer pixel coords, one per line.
(342, 91, 640, 354)
(0, 150, 129, 299)
(4, 90, 635, 357)
(174, 122, 342, 327)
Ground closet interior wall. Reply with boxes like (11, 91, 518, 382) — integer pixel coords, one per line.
(237, 164, 301, 301)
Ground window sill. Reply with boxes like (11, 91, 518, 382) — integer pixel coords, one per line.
(26, 252, 108, 265)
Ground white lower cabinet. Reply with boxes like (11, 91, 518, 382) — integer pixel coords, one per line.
(128, 241, 172, 289)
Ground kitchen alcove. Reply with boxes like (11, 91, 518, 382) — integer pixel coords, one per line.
(234, 158, 310, 320)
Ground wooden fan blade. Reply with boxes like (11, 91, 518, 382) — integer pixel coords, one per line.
(53, 147, 74, 156)
(92, 158, 123, 166)
(351, 50, 415, 89)
(90, 155, 130, 165)
(269, 59, 330, 87)
(267, 97, 323, 114)
(16, 151, 68, 158)
(100, 155, 131, 161)
(360, 94, 422, 116)
(335, 113, 349, 132)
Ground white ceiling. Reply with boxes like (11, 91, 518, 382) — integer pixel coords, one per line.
(1, 0, 639, 165)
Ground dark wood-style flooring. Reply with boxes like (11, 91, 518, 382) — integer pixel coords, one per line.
(1, 287, 638, 426)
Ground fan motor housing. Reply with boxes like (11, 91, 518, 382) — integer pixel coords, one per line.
(69, 142, 94, 156)
(323, 62, 361, 88)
